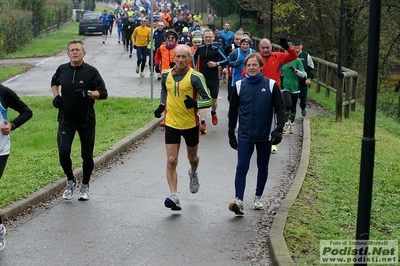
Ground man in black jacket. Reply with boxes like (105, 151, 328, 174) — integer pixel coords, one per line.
(123, 16, 135, 58)
(292, 39, 315, 116)
(51, 39, 108, 201)
(192, 29, 228, 134)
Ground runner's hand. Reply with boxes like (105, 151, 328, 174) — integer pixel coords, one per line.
(53, 95, 62, 108)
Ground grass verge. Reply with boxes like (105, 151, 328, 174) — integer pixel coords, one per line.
(0, 66, 33, 82)
(0, 96, 158, 208)
(284, 86, 400, 264)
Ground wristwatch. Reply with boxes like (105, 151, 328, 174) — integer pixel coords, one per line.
(87, 90, 92, 97)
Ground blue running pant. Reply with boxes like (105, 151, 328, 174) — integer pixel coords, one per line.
(234, 140, 272, 200)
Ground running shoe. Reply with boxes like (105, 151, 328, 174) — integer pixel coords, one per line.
(229, 198, 244, 215)
(211, 112, 218, 125)
(188, 170, 200, 194)
(78, 184, 90, 201)
(271, 145, 278, 153)
(0, 224, 6, 251)
(164, 195, 181, 211)
(102, 41, 105, 44)
(157, 73, 161, 80)
(200, 123, 206, 134)
(140, 72, 145, 78)
(283, 124, 289, 134)
(289, 124, 295, 134)
(302, 109, 307, 117)
(253, 196, 264, 210)
(129, 54, 132, 58)
(136, 67, 139, 73)
(63, 179, 76, 200)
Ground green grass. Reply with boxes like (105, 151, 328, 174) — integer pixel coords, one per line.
(0, 96, 158, 208)
(284, 86, 400, 265)
(0, 66, 33, 82)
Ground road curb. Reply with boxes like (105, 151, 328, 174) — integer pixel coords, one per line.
(268, 116, 311, 265)
(0, 118, 162, 221)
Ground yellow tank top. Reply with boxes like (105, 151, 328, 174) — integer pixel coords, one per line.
(165, 68, 199, 129)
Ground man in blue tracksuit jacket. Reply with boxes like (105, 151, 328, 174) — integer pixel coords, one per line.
(227, 53, 285, 216)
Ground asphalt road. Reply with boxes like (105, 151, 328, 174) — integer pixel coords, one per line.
(0, 31, 299, 265)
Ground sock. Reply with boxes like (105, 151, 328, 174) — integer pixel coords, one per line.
(211, 110, 216, 116)
(201, 120, 205, 125)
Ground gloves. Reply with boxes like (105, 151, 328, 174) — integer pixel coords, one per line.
(228, 129, 237, 150)
(271, 127, 283, 145)
(133, 45, 137, 49)
(169, 62, 176, 68)
(154, 104, 165, 118)
(184, 95, 197, 109)
(75, 89, 90, 97)
(289, 66, 298, 73)
(234, 60, 242, 67)
(279, 38, 290, 50)
(155, 64, 160, 73)
(53, 95, 62, 108)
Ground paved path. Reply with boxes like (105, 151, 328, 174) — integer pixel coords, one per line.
(0, 29, 302, 265)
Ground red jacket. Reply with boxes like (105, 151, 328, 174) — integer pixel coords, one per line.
(242, 47, 297, 89)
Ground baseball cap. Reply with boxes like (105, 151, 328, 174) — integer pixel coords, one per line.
(292, 39, 302, 45)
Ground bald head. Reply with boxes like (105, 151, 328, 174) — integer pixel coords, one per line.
(259, 38, 273, 57)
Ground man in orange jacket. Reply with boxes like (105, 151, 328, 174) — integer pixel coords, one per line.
(154, 30, 179, 73)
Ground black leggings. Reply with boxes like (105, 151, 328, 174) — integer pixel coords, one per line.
(126, 33, 133, 54)
(282, 91, 299, 124)
(57, 124, 95, 185)
(0, 154, 9, 224)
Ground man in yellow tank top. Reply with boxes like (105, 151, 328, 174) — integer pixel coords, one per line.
(154, 45, 211, 211)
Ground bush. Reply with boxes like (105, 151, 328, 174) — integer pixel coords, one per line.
(0, 9, 33, 54)
(0, 0, 73, 56)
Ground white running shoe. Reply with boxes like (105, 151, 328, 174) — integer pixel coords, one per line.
(229, 197, 244, 215)
(0, 224, 6, 251)
(78, 184, 90, 201)
(188, 170, 200, 194)
(63, 179, 76, 200)
(253, 196, 264, 210)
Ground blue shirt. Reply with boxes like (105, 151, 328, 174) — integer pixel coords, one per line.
(99, 14, 111, 27)
(220, 30, 235, 46)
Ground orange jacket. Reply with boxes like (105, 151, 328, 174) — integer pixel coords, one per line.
(155, 44, 176, 72)
(161, 13, 172, 28)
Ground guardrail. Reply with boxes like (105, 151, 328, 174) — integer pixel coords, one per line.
(313, 57, 358, 120)
(252, 37, 358, 121)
